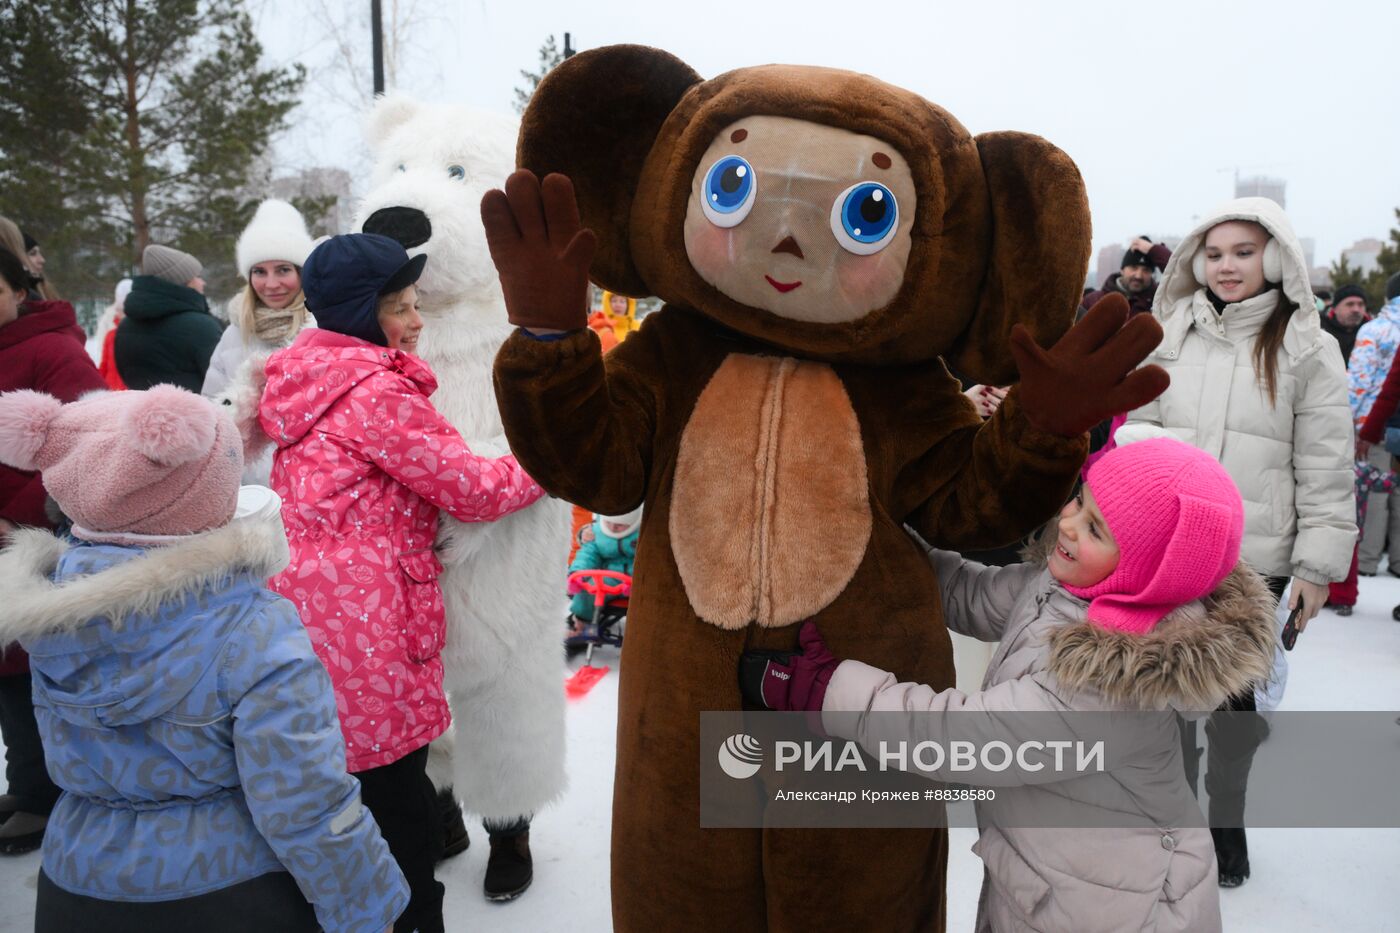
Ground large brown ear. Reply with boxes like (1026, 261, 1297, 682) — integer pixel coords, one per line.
(947, 132, 1091, 386)
(517, 45, 702, 297)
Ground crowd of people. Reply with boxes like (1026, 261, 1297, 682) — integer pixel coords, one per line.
(0, 175, 1392, 931)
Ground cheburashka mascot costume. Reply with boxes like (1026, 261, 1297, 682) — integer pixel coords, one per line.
(483, 45, 1168, 932)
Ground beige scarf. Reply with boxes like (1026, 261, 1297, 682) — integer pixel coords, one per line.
(249, 290, 308, 346)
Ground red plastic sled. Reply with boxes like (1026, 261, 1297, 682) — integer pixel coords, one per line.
(563, 569, 631, 699)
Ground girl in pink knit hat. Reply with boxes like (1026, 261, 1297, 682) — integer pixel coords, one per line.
(742, 438, 1279, 933)
(0, 385, 408, 933)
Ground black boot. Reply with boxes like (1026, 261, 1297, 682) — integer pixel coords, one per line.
(1205, 693, 1262, 889)
(436, 788, 469, 863)
(1212, 826, 1250, 887)
(1178, 717, 1201, 798)
(483, 819, 532, 901)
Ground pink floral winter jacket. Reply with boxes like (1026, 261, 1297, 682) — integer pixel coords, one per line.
(259, 328, 544, 772)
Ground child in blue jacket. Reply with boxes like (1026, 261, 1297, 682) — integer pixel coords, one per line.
(566, 507, 641, 637)
(0, 385, 406, 933)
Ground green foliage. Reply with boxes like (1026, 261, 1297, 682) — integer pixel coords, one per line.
(1368, 208, 1400, 308)
(1329, 253, 1365, 294)
(0, 0, 305, 304)
(1330, 209, 1400, 310)
(513, 34, 563, 115)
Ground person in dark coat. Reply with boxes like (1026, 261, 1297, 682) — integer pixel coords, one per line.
(0, 246, 106, 855)
(1321, 283, 1370, 364)
(114, 244, 223, 391)
(1081, 236, 1173, 317)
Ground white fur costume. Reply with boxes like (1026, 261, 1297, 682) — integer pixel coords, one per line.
(355, 97, 570, 821)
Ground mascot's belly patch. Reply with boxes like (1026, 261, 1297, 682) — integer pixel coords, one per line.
(670, 353, 872, 629)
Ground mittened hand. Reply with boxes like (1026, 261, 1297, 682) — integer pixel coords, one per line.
(1009, 293, 1170, 437)
(480, 170, 598, 332)
(738, 621, 842, 712)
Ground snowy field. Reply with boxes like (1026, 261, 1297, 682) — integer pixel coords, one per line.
(5, 571, 1400, 932)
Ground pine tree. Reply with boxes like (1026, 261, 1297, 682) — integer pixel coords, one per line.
(0, 0, 305, 300)
(1364, 208, 1400, 309)
(513, 35, 564, 115)
(1330, 253, 1365, 293)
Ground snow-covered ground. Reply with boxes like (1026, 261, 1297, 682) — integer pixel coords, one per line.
(5, 574, 1400, 931)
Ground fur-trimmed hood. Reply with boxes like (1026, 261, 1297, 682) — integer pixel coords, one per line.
(1019, 526, 1282, 708)
(1017, 530, 1277, 710)
(1046, 561, 1276, 711)
(0, 510, 288, 726)
(0, 509, 288, 643)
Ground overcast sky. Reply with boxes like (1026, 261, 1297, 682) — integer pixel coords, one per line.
(254, 0, 1400, 275)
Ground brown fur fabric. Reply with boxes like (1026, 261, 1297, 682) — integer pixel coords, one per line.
(671, 354, 872, 628)
(520, 48, 1091, 371)
(497, 44, 1096, 933)
(519, 45, 701, 297)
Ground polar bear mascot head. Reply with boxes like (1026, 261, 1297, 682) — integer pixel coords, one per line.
(357, 95, 518, 329)
(354, 95, 528, 448)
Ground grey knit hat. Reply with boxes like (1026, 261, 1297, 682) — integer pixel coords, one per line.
(143, 243, 202, 286)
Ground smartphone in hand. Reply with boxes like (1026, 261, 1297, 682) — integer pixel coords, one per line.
(1281, 602, 1303, 651)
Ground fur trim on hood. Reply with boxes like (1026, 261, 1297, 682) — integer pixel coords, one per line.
(211, 350, 275, 465)
(1025, 523, 1277, 710)
(0, 509, 289, 644)
(1046, 562, 1276, 710)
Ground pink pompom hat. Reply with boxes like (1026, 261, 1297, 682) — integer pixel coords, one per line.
(0, 385, 243, 543)
(1061, 437, 1245, 635)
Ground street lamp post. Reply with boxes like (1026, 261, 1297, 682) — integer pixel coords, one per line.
(371, 0, 385, 95)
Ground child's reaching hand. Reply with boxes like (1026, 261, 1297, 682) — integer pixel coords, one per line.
(739, 621, 842, 712)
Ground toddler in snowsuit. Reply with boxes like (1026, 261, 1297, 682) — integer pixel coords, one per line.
(0, 385, 407, 933)
(745, 438, 1278, 933)
(566, 507, 641, 638)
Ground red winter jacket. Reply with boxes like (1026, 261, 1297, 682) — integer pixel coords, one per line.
(1360, 349, 1400, 446)
(259, 328, 544, 771)
(0, 300, 106, 675)
(97, 324, 126, 390)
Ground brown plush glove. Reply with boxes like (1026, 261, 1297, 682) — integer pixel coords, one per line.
(480, 170, 598, 331)
(1009, 293, 1169, 437)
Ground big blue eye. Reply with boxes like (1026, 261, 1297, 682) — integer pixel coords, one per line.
(447, 164, 466, 180)
(830, 182, 899, 254)
(700, 155, 756, 227)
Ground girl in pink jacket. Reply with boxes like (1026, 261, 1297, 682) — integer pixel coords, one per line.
(259, 233, 543, 933)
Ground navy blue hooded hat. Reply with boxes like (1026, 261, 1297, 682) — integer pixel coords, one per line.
(300, 233, 427, 346)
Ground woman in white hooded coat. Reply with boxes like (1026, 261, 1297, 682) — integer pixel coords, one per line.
(201, 200, 315, 484)
(1116, 196, 1355, 888)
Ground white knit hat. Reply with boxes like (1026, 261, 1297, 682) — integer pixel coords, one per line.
(236, 199, 314, 277)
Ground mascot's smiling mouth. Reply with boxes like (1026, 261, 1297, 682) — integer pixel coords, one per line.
(764, 275, 802, 293)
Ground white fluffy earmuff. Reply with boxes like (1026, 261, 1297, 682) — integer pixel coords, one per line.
(1193, 237, 1282, 286)
(1263, 238, 1282, 283)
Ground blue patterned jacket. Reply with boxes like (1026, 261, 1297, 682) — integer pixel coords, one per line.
(0, 513, 407, 933)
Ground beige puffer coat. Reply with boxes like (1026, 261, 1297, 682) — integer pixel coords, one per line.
(822, 543, 1277, 933)
(1116, 197, 1354, 583)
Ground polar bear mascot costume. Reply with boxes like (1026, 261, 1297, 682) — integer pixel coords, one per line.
(357, 95, 571, 898)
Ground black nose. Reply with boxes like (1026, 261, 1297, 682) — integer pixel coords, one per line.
(362, 207, 432, 249)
